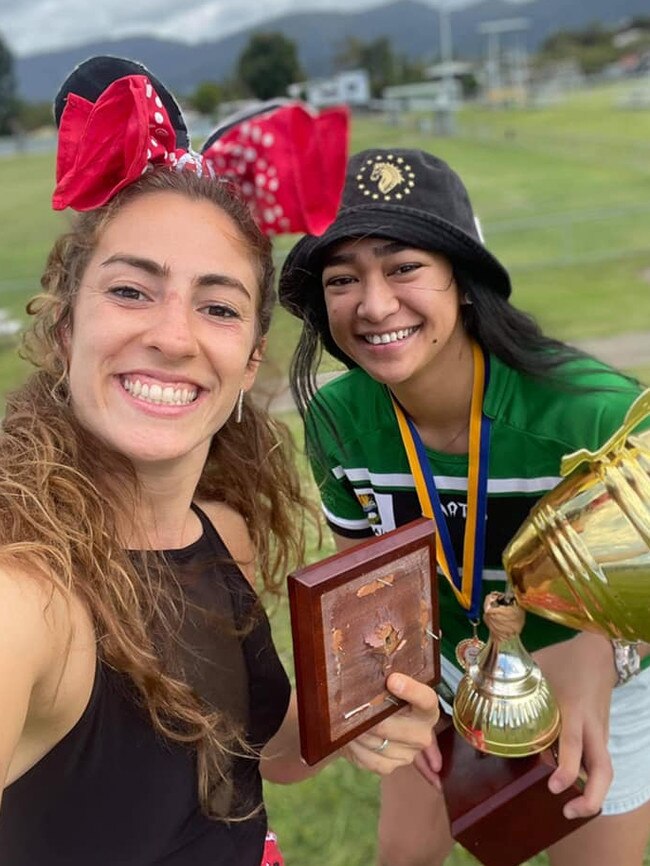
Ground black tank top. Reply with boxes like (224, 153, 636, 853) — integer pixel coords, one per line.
(0, 504, 291, 865)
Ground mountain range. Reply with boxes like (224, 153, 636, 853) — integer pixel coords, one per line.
(15, 0, 650, 102)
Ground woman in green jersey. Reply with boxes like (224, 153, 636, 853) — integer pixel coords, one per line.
(279, 148, 650, 866)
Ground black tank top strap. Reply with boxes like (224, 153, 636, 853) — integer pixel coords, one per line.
(190, 501, 237, 560)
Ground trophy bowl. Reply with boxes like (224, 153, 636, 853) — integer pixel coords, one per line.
(504, 392, 650, 643)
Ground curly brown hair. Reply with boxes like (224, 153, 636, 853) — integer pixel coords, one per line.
(0, 168, 313, 814)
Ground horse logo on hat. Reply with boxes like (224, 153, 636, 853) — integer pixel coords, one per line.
(356, 153, 415, 201)
(371, 161, 404, 195)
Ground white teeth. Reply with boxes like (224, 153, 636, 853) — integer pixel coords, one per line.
(365, 326, 417, 346)
(121, 377, 198, 406)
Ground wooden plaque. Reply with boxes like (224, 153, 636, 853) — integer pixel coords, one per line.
(437, 714, 595, 866)
(288, 518, 440, 765)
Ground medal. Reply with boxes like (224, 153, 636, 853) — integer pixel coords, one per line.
(455, 620, 485, 670)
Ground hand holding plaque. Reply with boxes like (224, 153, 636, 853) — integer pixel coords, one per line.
(288, 518, 440, 765)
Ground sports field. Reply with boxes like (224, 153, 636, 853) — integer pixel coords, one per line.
(0, 78, 649, 864)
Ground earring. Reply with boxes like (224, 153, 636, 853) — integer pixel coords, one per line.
(462, 293, 473, 306)
(235, 389, 244, 424)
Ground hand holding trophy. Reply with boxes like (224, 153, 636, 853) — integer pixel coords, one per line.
(440, 388, 650, 866)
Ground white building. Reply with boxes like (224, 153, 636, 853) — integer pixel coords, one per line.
(382, 79, 462, 113)
(287, 69, 371, 108)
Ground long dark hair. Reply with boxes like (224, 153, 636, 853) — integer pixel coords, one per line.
(287, 256, 638, 473)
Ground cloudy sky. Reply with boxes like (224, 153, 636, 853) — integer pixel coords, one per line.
(0, 0, 479, 56)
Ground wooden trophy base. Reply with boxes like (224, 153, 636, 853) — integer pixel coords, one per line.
(437, 714, 596, 866)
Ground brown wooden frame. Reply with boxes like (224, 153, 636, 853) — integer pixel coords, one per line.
(436, 714, 595, 866)
(288, 518, 439, 765)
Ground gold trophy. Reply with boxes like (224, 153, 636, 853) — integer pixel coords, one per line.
(453, 590, 561, 756)
(453, 388, 650, 756)
(506, 389, 650, 642)
(440, 389, 649, 866)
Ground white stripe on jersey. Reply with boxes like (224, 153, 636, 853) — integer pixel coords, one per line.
(322, 503, 370, 531)
(335, 467, 562, 494)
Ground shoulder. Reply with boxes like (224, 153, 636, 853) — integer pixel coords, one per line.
(0, 562, 70, 667)
(194, 500, 256, 587)
(312, 367, 385, 411)
(488, 354, 644, 453)
(0, 562, 72, 728)
(306, 369, 392, 445)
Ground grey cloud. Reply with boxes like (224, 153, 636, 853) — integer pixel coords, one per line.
(0, 0, 470, 56)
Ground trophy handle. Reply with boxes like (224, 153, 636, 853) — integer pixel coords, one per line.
(560, 388, 650, 477)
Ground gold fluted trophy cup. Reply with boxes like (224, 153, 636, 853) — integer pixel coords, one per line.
(439, 389, 650, 866)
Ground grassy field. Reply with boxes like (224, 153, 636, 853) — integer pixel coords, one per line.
(1, 80, 650, 864)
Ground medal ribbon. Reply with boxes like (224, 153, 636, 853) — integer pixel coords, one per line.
(390, 341, 491, 620)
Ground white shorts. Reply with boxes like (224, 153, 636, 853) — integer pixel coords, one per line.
(440, 658, 650, 816)
(602, 665, 650, 815)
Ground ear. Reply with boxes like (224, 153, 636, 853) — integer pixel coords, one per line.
(242, 337, 267, 391)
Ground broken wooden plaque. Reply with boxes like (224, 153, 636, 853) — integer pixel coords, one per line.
(288, 518, 439, 765)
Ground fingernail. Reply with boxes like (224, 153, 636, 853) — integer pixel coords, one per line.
(548, 778, 563, 794)
(564, 806, 577, 820)
(390, 675, 405, 695)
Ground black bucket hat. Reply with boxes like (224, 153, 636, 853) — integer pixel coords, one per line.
(279, 147, 511, 365)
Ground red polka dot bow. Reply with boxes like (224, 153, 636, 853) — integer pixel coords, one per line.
(202, 102, 349, 237)
(53, 74, 210, 212)
(52, 68, 349, 238)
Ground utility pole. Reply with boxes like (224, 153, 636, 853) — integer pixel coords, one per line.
(436, 0, 456, 135)
(478, 18, 529, 106)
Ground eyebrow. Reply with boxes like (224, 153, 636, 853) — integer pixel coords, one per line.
(324, 241, 410, 268)
(100, 254, 251, 298)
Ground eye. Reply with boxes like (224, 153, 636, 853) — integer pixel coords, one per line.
(200, 303, 240, 319)
(391, 262, 422, 277)
(109, 285, 148, 301)
(323, 274, 356, 290)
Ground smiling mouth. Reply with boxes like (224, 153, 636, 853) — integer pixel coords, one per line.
(121, 377, 199, 406)
(362, 326, 420, 346)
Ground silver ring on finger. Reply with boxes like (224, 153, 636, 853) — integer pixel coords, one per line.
(371, 737, 390, 753)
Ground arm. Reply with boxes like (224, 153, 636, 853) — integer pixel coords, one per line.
(0, 566, 61, 808)
(534, 632, 650, 819)
(261, 673, 439, 785)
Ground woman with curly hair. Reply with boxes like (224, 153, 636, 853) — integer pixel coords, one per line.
(0, 61, 439, 866)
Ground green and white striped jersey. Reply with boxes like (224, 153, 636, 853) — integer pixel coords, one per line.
(306, 353, 646, 675)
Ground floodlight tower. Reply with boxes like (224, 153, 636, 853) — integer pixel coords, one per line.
(436, 0, 456, 135)
(477, 17, 529, 104)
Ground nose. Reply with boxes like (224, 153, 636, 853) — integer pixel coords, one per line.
(144, 296, 199, 359)
(356, 274, 400, 323)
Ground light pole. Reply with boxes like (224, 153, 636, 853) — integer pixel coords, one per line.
(436, 0, 456, 135)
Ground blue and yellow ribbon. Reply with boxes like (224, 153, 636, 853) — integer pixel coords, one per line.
(391, 341, 491, 620)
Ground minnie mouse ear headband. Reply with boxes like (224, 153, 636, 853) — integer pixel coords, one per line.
(52, 55, 205, 211)
(201, 98, 348, 236)
(278, 148, 511, 362)
(52, 55, 349, 238)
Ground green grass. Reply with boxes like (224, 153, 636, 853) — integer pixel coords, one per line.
(0, 151, 63, 282)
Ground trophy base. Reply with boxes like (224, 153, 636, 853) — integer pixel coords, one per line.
(437, 714, 596, 866)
